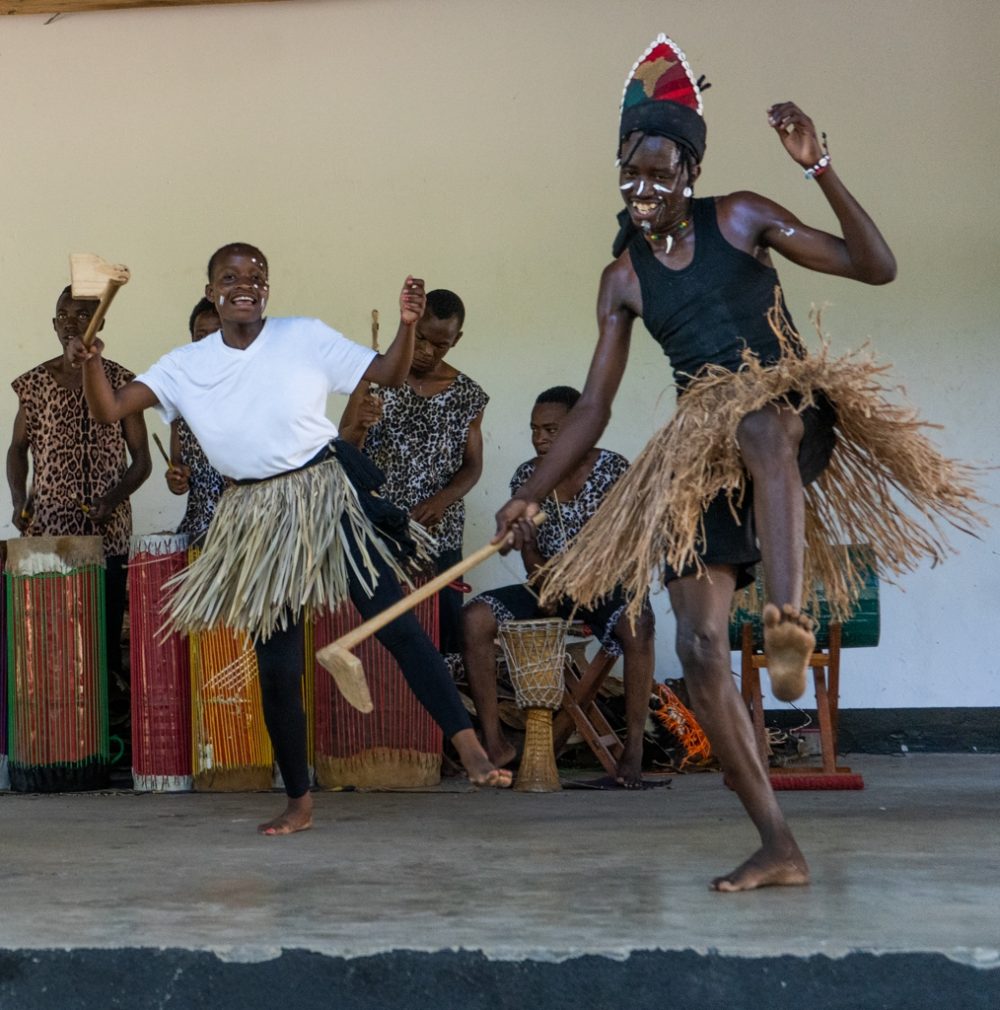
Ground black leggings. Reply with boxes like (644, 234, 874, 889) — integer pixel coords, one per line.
(254, 532, 472, 799)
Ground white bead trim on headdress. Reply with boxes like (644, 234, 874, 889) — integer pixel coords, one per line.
(619, 33, 704, 118)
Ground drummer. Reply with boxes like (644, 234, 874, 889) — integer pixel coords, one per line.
(462, 386, 655, 787)
(7, 284, 152, 730)
(162, 298, 225, 543)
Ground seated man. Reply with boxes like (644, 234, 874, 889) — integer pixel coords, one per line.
(463, 385, 654, 788)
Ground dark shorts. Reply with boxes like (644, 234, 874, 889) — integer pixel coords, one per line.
(468, 583, 639, 658)
(666, 394, 837, 590)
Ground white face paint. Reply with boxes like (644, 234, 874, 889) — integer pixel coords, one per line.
(217, 295, 225, 307)
(653, 182, 674, 195)
(619, 180, 637, 192)
(260, 296, 268, 313)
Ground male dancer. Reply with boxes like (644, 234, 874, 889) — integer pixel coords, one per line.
(496, 35, 974, 890)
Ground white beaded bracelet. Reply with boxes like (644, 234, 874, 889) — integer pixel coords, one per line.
(804, 154, 831, 180)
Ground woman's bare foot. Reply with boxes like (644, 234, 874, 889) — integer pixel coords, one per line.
(615, 742, 645, 789)
(452, 728, 514, 789)
(762, 603, 815, 702)
(257, 793, 314, 836)
(710, 842, 810, 892)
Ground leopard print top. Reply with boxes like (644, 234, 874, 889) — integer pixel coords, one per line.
(363, 373, 488, 551)
(175, 417, 225, 539)
(510, 449, 630, 559)
(12, 360, 135, 557)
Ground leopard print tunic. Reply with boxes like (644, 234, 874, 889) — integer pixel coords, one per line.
(510, 449, 630, 558)
(363, 372, 488, 552)
(12, 360, 135, 557)
(175, 417, 225, 539)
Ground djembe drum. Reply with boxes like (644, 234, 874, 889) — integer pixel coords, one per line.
(4, 536, 110, 791)
(498, 618, 568, 793)
(128, 532, 192, 792)
(312, 584, 443, 789)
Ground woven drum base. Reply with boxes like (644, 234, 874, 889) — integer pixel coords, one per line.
(316, 747, 442, 790)
(10, 760, 110, 793)
(514, 708, 562, 793)
(133, 773, 194, 793)
(193, 766, 273, 792)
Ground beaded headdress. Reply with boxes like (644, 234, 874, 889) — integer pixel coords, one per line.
(619, 33, 707, 163)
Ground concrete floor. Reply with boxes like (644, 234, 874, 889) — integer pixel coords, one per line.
(1, 754, 998, 1008)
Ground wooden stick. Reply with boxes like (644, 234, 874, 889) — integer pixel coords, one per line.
(316, 513, 545, 711)
(152, 432, 172, 468)
(371, 309, 380, 351)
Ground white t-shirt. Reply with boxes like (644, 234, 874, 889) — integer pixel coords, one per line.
(137, 317, 376, 480)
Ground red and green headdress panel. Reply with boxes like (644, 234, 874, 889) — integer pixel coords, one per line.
(619, 33, 707, 164)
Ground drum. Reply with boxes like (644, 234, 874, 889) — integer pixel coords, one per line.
(0, 542, 9, 790)
(128, 532, 192, 792)
(312, 585, 442, 789)
(186, 544, 274, 791)
(4, 536, 110, 791)
(498, 618, 568, 793)
(188, 626, 274, 792)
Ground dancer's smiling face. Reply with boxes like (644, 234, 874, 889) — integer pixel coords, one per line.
(618, 132, 700, 233)
(206, 249, 269, 324)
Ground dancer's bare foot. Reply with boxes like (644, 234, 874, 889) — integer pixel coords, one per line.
(615, 742, 645, 789)
(452, 728, 514, 789)
(763, 603, 815, 702)
(711, 842, 810, 892)
(257, 793, 314, 836)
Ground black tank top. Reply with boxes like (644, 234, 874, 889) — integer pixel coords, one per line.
(628, 197, 799, 389)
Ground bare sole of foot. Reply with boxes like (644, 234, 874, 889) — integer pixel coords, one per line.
(257, 799, 314, 836)
(710, 846, 810, 892)
(763, 602, 815, 702)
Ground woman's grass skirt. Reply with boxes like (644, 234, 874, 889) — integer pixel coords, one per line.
(536, 303, 985, 624)
(163, 457, 436, 642)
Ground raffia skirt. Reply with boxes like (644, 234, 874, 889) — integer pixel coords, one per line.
(163, 443, 436, 642)
(536, 303, 984, 625)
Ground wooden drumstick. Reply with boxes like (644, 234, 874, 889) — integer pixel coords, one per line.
(316, 512, 546, 712)
(151, 432, 172, 468)
(69, 253, 131, 349)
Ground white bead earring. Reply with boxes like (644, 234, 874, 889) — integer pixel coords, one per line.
(683, 186, 693, 198)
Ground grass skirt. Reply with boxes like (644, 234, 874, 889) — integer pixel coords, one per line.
(536, 301, 985, 624)
(164, 457, 436, 641)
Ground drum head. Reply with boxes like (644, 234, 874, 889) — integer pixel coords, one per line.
(5, 535, 104, 575)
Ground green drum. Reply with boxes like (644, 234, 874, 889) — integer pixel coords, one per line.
(728, 546, 880, 651)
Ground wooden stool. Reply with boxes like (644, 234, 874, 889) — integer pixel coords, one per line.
(731, 548, 879, 789)
(552, 626, 622, 778)
(738, 622, 851, 779)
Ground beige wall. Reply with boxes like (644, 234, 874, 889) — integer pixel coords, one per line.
(2, 0, 997, 706)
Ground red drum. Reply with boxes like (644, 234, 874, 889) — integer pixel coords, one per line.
(128, 532, 192, 792)
(313, 584, 442, 789)
(5, 536, 109, 791)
